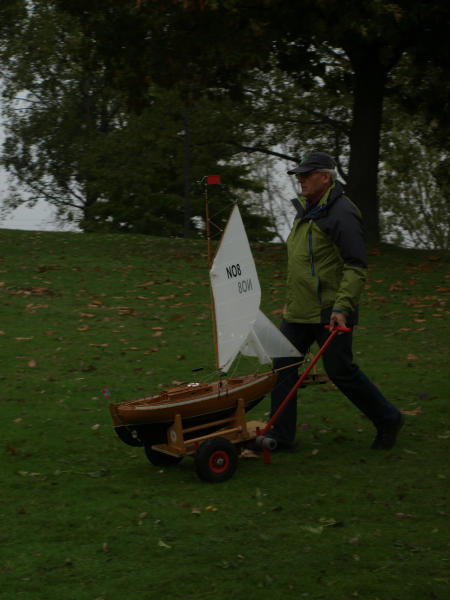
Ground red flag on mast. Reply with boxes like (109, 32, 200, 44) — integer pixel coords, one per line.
(206, 175, 221, 185)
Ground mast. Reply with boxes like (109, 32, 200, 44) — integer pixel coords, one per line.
(203, 176, 221, 374)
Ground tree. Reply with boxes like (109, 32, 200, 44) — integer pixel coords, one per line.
(0, 0, 272, 239)
(76, 0, 449, 244)
(379, 88, 450, 250)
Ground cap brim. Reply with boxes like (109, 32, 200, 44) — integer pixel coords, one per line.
(287, 166, 314, 175)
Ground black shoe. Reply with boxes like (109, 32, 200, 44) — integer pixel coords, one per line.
(371, 413, 405, 450)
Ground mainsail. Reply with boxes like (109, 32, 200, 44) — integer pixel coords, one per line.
(210, 205, 301, 372)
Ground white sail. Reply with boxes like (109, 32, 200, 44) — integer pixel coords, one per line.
(210, 205, 301, 372)
(210, 205, 261, 372)
(241, 310, 302, 364)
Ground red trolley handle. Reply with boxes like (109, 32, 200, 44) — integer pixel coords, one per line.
(261, 325, 351, 436)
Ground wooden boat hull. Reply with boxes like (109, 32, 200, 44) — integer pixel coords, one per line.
(110, 371, 277, 447)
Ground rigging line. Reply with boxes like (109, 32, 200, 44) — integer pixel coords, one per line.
(273, 359, 306, 374)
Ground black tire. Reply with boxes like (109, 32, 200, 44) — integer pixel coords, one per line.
(144, 445, 182, 467)
(194, 436, 238, 483)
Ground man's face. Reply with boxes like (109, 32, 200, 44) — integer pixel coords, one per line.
(297, 170, 330, 201)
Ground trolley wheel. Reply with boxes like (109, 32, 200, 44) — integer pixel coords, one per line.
(194, 436, 238, 483)
(144, 445, 182, 467)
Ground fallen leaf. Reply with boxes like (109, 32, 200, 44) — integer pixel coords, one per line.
(301, 525, 323, 534)
(240, 449, 259, 459)
(28, 359, 37, 368)
(407, 354, 419, 361)
(401, 406, 422, 416)
(158, 539, 171, 549)
(6, 443, 17, 455)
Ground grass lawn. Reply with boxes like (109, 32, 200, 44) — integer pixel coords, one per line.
(1, 228, 449, 599)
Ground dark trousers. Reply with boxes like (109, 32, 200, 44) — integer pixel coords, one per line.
(269, 320, 399, 444)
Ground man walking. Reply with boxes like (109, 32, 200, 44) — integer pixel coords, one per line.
(267, 151, 404, 450)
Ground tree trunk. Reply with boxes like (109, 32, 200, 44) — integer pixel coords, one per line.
(347, 46, 388, 246)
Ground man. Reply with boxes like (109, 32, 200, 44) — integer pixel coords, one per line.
(266, 151, 404, 450)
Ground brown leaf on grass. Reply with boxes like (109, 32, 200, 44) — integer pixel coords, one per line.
(152, 331, 163, 337)
(28, 359, 37, 368)
(30, 286, 55, 296)
(240, 449, 259, 459)
(25, 303, 49, 313)
(407, 354, 420, 361)
(77, 325, 89, 331)
(6, 443, 17, 455)
(117, 307, 135, 316)
(401, 406, 422, 416)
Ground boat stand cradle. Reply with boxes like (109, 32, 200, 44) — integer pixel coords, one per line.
(147, 397, 269, 483)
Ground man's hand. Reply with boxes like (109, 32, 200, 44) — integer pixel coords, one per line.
(329, 311, 347, 333)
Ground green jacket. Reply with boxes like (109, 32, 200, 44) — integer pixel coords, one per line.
(285, 181, 367, 324)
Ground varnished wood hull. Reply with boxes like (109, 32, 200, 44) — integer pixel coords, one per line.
(110, 371, 277, 447)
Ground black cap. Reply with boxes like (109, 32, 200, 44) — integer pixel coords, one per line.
(287, 151, 335, 175)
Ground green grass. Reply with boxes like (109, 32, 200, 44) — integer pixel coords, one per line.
(1, 228, 449, 600)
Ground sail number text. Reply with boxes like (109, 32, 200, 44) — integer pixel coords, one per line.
(225, 263, 253, 294)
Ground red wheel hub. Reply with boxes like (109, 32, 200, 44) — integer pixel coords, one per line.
(209, 450, 230, 474)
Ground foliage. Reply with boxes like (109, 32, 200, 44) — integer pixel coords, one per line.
(0, 1, 272, 239)
(379, 133, 450, 250)
(1, 228, 449, 599)
(2, 0, 450, 246)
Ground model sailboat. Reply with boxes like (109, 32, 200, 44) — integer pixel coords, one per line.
(110, 202, 300, 448)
